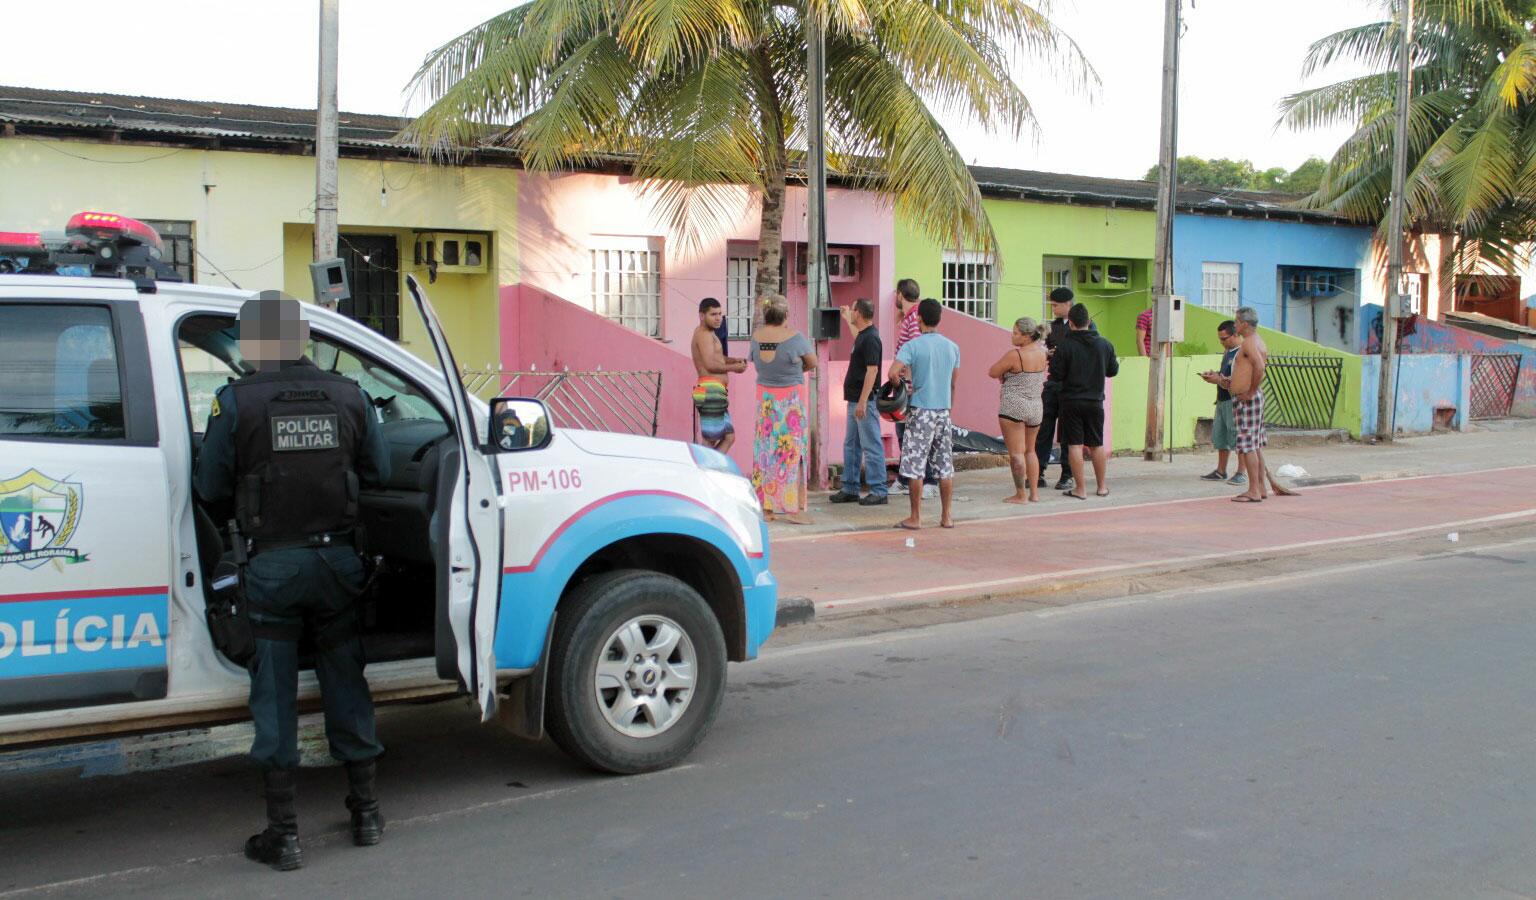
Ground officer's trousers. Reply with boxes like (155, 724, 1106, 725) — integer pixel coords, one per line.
(243, 546, 383, 771)
(1034, 387, 1070, 481)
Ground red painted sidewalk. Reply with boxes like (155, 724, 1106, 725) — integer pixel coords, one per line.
(772, 466, 1536, 614)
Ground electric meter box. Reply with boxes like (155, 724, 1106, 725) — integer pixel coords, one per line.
(1154, 294, 1186, 344)
(310, 257, 351, 307)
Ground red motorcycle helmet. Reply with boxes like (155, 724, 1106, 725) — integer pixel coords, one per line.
(876, 378, 911, 423)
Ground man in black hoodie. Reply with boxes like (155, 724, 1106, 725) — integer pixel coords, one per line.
(1038, 287, 1096, 491)
(1049, 303, 1118, 500)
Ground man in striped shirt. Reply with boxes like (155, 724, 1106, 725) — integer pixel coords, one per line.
(895, 279, 922, 351)
(890, 279, 935, 497)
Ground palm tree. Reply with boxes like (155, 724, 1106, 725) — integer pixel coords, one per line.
(402, 0, 1093, 302)
(1279, 0, 1536, 313)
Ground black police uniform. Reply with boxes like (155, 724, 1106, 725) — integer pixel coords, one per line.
(193, 357, 391, 865)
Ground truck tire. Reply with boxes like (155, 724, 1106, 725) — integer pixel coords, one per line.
(545, 569, 728, 774)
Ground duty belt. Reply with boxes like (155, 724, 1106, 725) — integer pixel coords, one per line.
(247, 530, 355, 556)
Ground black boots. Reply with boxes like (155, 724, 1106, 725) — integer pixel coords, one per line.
(345, 759, 385, 847)
(246, 763, 382, 869)
(246, 769, 303, 871)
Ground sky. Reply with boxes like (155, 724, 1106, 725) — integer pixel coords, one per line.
(0, 0, 1381, 181)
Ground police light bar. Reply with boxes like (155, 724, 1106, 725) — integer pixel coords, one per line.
(0, 231, 43, 251)
(65, 211, 164, 255)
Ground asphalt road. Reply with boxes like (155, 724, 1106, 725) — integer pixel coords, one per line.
(4, 536, 1536, 899)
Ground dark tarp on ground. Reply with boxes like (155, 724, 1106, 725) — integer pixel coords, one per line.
(951, 426, 1006, 455)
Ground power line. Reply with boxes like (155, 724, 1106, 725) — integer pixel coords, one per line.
(18, 138, 188, 164)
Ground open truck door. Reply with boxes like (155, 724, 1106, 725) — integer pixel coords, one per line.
(404, 275, 503, 720)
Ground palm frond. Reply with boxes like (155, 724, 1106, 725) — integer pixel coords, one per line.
(615, 0, 754, 69)
(825, 40, 995, 254)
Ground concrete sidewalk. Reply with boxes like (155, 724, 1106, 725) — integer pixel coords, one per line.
(771, 418, 1536, 540)
(770, 422, 1536, 618)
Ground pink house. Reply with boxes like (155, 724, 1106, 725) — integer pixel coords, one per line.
(500, 168, 1034, 482)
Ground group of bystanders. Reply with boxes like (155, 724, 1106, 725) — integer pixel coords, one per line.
(686, 282, 1279, 531)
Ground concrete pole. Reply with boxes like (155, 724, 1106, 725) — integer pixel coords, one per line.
(1144, 0, 1180, 460)
(1377, 0, 1414, 442)
(314, 0, 340, 285)
(804, 11, 829, 490)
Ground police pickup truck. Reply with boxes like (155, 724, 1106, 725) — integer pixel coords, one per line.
(0, 213, 777, 773)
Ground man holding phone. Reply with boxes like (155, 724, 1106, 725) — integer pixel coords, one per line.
(1198, 320, 1246, 485)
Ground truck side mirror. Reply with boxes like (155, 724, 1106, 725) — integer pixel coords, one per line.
(490, 397, 552, 452)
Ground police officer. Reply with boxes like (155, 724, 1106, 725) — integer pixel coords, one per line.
(194, 290, 391, 871)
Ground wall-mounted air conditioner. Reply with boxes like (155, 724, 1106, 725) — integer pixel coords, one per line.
(413, 232, 488, 275)
(828, 247, 861, 282)
(1076, 258, 1132, 291)
(793, 244, 863, 283)
(1286, 270, 1342, 298)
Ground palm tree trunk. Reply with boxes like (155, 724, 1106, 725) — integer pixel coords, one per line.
(756, 143, 787, 302)
(753, 51, 787, 304)
(1435, 228, 1457, 319)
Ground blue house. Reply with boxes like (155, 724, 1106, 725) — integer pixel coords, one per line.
(1172, 198, 1376, 353)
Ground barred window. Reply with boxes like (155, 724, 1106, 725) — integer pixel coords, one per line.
(725, 255, 757, 338)
(1201, 262, 1240, 315)
(1042, 257, 1072, 319)
(591, 244, 662, 337)
(941, 250, 997, 321)
(142, 219, 195, 283)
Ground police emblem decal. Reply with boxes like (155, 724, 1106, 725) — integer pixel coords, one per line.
(0, 469, 86, 569)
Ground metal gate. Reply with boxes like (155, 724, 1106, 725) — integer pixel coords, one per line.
(1469, 353, 1522, 419)
(460, 369, 662, 436)
(1263, 354, 1344, 430)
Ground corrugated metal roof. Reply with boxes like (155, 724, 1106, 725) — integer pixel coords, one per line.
(0, 85, 1360, 225)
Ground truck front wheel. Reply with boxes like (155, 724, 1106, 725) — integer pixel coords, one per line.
(545, 570, 728, 774)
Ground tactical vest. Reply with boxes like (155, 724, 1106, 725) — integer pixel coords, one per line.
(231, 362, 368, 543)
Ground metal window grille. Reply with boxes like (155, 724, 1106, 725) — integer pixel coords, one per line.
(460, 368, 662, 436)
(1470, 353, 1521, 419)
(726, 256, 757, 338)
(1399, 273, 1424, 315)
(1042, 258, 1072, 319)
(1263, 354, 1344, 429)
(591, 247, 662, 337)
(1201, 262, 1240, 315)
(337, 233, 401, 340)
(941, 251, 997, 321)
(142, 219, 195, 283)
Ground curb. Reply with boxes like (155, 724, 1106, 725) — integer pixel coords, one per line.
(809, 514, 1533, 622)
(775, 596, 816, 628)
(1293, 468, 1423, 488)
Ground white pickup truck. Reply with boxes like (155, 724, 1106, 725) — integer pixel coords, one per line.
(0, 213, 777, 774)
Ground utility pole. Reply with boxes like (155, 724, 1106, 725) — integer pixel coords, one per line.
(314, 0, 341, 285)
(804, 11, 829, 490)
(1144, 0, 1181, 460)
(1377, 0, 1414, 442)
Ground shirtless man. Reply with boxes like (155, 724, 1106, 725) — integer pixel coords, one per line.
(691, 297, 747, 453)
(1227, 306, 1270, 502)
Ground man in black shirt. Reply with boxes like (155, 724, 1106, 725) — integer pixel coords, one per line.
(830, 298, 887, 506)
(1037, 287, 1095, 491)
(1198, 320, 1246, 485)
(1050, 303, 1118, 500)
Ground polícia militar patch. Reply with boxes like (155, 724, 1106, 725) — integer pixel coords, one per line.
(270, 414, 339, 451)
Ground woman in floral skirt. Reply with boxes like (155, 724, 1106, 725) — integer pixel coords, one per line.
(749, 294, 817, 524)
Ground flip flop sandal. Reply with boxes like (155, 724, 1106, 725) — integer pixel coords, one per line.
(894, 521, 921, 530)
(1064, 493, 1087, 501)
(1231, 495, 1263, 503)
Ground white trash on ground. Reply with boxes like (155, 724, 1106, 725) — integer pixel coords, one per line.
(1276, 464, 1308, 478)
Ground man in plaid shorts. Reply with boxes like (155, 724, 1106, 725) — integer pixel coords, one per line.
(889, 299, 961, 529)
(1230, 306, 1270, 503)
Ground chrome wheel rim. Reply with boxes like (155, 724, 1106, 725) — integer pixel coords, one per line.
(593, 614, 697, 738)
